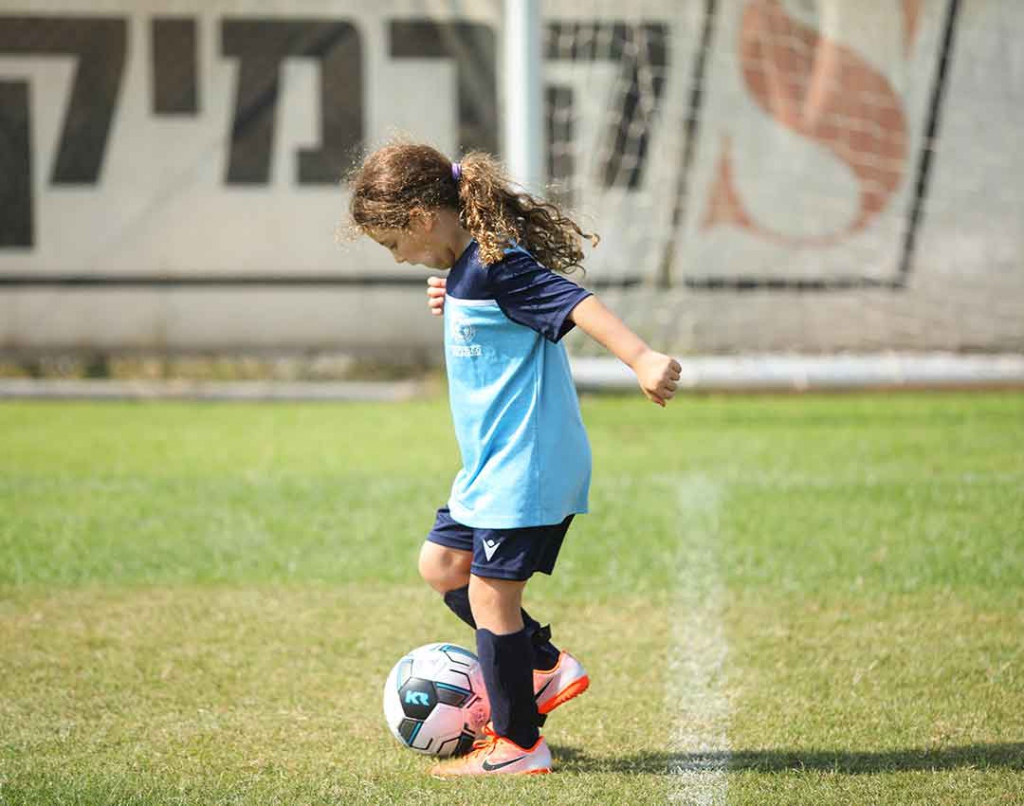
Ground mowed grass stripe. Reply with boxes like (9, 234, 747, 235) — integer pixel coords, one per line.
(723, 589, 1024, 806)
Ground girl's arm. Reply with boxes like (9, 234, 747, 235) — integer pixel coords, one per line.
(569, 295, 681, 406)
(426, 277, 681, 405)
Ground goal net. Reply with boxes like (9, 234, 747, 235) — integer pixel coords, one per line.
(540, 0, 1024, 385)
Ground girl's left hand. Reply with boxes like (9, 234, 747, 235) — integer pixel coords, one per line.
(427, 276, 446, 316)
(634, 350, 682, 407)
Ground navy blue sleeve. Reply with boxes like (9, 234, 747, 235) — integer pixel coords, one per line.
(489, 247, 592, 342)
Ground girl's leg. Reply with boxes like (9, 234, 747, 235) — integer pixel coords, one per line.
(469, 573, 540, 750)
(419, 542, 561, 669)
(418, 541, 472, 594)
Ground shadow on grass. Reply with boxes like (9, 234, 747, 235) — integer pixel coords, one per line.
(549, 743, 1024, 775)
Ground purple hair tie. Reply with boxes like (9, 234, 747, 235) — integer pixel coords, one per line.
(451, 162, 462, 182)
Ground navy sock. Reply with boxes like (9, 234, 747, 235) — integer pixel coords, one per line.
(476, 627, 539, 749)
(442, 586, 476, 628)
(443, 585, 561, 670)
(526, 622, 561, 671)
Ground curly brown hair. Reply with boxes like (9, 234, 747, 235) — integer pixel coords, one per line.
(347, 142, 598, 272)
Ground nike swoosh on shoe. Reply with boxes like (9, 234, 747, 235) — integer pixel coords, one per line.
(481, 755, 528, 772)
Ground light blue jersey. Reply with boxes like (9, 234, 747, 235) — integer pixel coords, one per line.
(443, 241, 592, 529)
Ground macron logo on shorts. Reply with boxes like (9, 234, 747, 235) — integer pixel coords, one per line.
(482, 538, 501, 561)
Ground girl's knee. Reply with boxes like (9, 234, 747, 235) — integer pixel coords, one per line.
(418, 542, 471, 593)
(468, 574, 527, 633)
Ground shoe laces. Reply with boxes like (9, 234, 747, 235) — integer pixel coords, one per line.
(469, 724, 499, 755)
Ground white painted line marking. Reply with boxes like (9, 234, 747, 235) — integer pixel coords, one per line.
(668, 476, 730, 805)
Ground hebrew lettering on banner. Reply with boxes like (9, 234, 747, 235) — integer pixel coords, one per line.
(0, 2, 496, 274)
(0, 17, 127, 247)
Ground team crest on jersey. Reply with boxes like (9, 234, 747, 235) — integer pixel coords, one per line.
(450, 320, 481, 357)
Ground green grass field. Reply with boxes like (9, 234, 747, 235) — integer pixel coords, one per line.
(2, 392, 1022, 805)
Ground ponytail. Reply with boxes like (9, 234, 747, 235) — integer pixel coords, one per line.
(454, 152, 598, 272)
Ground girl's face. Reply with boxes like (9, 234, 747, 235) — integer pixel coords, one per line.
(368, 215, 453, 270)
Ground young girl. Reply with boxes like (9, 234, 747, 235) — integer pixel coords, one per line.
(348, 143, 680, 776)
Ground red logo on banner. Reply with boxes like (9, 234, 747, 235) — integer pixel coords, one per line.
(702, 0, 921, 247)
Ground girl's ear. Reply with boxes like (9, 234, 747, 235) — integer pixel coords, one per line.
(408, 208, 436, 233)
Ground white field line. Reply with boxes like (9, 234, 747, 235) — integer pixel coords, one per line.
(667, 476, 730, 806)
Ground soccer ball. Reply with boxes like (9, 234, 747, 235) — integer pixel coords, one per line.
(382, 642, 490, 757)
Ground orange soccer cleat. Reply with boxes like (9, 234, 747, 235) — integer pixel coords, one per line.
(429, 724, 552, 777)
(534, 650, 590, 716)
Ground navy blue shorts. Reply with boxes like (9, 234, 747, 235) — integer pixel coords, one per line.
(426, 506, 574, 581)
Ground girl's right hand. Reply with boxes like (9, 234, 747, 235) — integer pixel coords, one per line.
(633, 349, 682, 407)
(427, 276, 446, 316)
